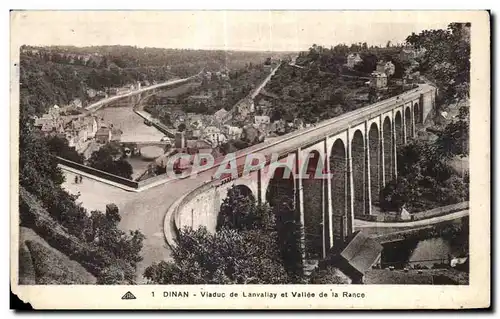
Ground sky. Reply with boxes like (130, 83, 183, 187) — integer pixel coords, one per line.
(11, 11, 455, 51)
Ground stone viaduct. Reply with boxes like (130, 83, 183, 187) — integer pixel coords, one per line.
(166, 84, 437, 260)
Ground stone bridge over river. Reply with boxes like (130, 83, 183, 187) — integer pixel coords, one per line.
(165, 84, 437, 260)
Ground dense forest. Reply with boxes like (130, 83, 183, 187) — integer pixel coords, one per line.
(20, 45, 292, 117)
(380, 23, 471, 212)
(144, 62, 272, 123)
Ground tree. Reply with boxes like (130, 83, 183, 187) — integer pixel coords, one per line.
(354, 53, 378, 74)
(144, 184, 306, 284)
(217, 186, 255, 230)
(240, 126, 263, 145)
(19, 114, 64, 198)
(273, 195, 304, 282)
(46, 135, 84, 163)
(380, 140, 468, 212)
(405, 23, 470, 105)
(96, 264, 128, 284)
(217, 186, 274, 231)
(177, 123, 186, 132)
(379, 177, 413, 212)
(143, 226, 289, 284)
(88, 143, 133, 179)
(435, 106, 469, 158)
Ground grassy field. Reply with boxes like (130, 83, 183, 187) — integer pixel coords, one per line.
(18, 227, 96, 285)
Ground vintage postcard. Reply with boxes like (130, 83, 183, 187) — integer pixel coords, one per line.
(10, 10, 490, 310)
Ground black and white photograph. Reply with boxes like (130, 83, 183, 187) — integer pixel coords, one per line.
(10, 10, 490, 309)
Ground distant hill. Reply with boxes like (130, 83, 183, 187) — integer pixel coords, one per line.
(19, 45, 295, 117)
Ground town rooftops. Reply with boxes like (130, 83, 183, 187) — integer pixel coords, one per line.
(340, 231, 383, 276)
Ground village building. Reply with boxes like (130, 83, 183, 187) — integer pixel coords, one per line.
(70, 98, 83, 108)
(234, 98, 255, 119)
(189, 120, 203, 131)
(204, 132, 228, 148)
(96, 90, 107, 98)
(64, 130, 88, 152)
(222, 125, 243, 140)
(257, 99, 273, 110)
(117, 87, 130, 95)
(370, 72, 388, 89)
(376, 61, 396, 77)
(203, 126, 220, 135)
(254, 115, 271, 126)
(86, 88, 97, 98)
(95, 126, 112, 144)
(111, 128, 123, 142)
(214, 108, 231, 124)
(263, 64, 273, 71)
(186, 113, 203, 128)
(68, 116, 98, 139)
(34, 114, 66, 134)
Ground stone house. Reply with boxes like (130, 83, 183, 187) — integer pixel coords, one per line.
(376, 61, 395, 77)
(95, 127, 112, 144)
(70, 98, 83, 108)
(235, 98, 255, 119)
(214, 108, 231, 124)
(86, 88, 97, 98)
(222, 125, 243, 140)
(254, 115, 271, 126)
(111, 128, 123, 142)
(69, 116, 98, 139)
(65, 129, 88, 152)
(204, 132, 228, 148)
(369, 72, 388, 89)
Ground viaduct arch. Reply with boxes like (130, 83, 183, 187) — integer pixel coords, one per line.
(167, 84, 437, 260)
